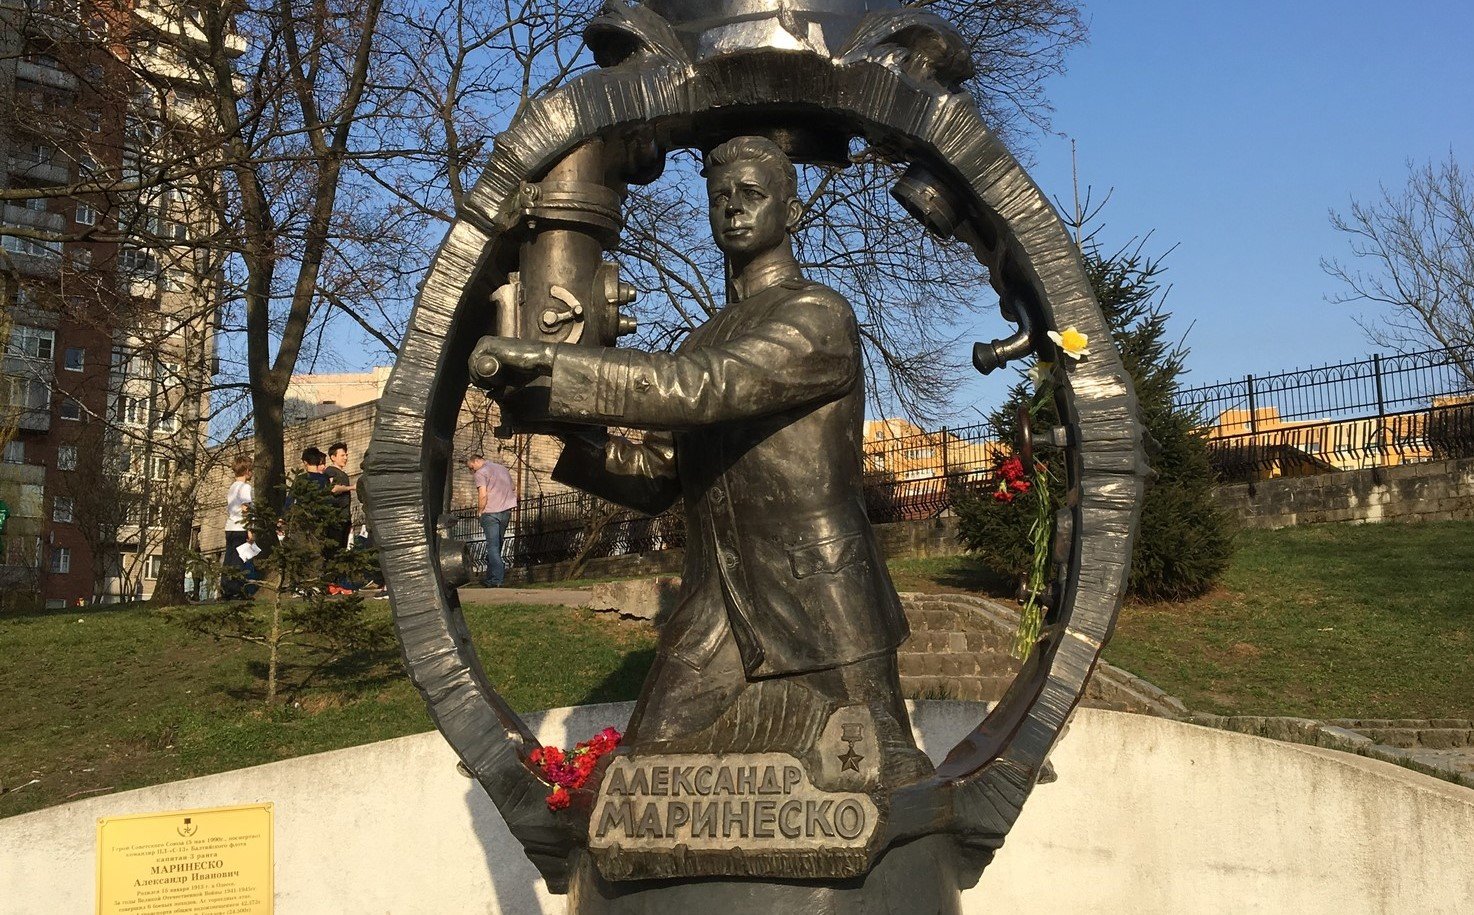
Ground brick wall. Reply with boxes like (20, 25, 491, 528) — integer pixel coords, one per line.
(1217, 457, 1474, 530)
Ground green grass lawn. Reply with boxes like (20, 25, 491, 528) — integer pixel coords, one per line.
(892, 520, 1474, 720)
(1106, 521, 1474, 720)
(0, 600, 653, 820)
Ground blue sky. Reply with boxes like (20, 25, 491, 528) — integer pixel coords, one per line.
(1012, 0, 1474, 392)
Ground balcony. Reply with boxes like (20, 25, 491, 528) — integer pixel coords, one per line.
(2, 203, 65, 234)
(15, 58, 78, 91)
(6, 155, 70, 185)
(132, 45, 209, 85)
(0, 231, 63, 277)
(14, 407, 50, 431)
(0, 458, 45, 488)
(0, 0, 81, 37)
(132, 5, 247, 58)
(3, 359, 53, 429)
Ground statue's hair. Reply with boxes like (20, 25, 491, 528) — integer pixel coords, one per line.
(704, 136, 798, 200)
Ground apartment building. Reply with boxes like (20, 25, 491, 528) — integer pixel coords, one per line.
(0, 0, 236, 607)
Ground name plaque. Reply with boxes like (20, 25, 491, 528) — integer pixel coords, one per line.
(96, 803, 273, 915)
(589, 753, 881, 880)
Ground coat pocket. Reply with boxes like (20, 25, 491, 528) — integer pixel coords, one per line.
(787, 531, 867, 579)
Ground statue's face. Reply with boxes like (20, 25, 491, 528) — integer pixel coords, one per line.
(707, 159, 798, 259)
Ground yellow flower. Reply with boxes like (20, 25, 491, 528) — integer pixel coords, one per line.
(1028, 360, 1054, 388)
(1047, 327, 1090, 360)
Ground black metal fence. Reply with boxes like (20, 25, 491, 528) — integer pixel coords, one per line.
(451, 420, 1010, 573)
(1175, 347, 1474, 483)
(448, 492, 688, 571)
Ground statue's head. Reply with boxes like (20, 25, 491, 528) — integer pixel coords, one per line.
(703, 136, 802, 260)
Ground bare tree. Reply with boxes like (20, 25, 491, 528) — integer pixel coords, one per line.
(920, 0, 1088, 143)
(380, 0, 1087, 424)
(1324, 152, 1474, 382)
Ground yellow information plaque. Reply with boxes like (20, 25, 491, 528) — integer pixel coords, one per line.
(96, 803, 273, 915)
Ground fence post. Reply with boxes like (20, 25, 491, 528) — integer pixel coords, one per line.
(940, 426, 950, 478)
(1245, 375, 1258, 435)
(1373, 353, 1385, 471)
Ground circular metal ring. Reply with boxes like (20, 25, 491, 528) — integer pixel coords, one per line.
(363, 50, 1148, 888)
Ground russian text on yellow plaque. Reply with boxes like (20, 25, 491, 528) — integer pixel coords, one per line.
(97, 802, 273, 915)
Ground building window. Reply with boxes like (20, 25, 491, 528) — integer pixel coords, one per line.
(6, 326, 55, 361)
(57, 444, 77, 470)
(50, 546, 71, 574)
(148, 455, 174, 481)
(63, 347, 84, 372)
(5, 375, 50, 412)
(59, 398, 82, 421)
(1, 234, 62, 260)
(118, 395, 147, 426)
(23, 197, 48, 213)
(76, 204, 96, 226)
(145, 554, 164, 580)
(53, 496, 73, 523)
(22, 141, 53, 164)
(118, 247, 159, 275)
(2, 440, 23, 464)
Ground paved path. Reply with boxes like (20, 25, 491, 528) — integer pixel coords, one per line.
(455, 586, 592, 607)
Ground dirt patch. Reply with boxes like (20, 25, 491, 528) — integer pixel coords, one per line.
(296, 694, 348, 715)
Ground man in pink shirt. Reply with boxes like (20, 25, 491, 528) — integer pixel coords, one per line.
(466, 453, 517, 587)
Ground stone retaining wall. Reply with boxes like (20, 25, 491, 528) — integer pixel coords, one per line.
(1326, 718, 1474, 750)
(1192, 715, 1474, 790)
(509, 516, 961, 584)
(1217, 457, 1474, 530)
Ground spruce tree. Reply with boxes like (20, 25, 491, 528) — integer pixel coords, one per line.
(956, 238, 1234, 602)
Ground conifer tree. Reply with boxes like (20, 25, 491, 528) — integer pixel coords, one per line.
(957, 237, 1234, 601)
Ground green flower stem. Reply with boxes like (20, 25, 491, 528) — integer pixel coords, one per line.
(1012, 461, 1053, 660)
(1012, 382, 1057, 660)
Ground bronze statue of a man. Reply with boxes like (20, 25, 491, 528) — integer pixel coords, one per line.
(471, 137, 920, 774)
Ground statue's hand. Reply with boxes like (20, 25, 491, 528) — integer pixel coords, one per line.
(469, 336, 555, 388)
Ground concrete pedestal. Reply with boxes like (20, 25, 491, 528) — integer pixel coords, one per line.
(3, 703, 1472, 914)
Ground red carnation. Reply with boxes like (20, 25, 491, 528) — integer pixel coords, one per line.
(533, 727, 624, 810)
